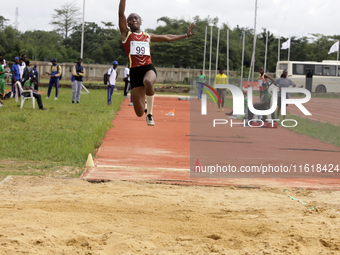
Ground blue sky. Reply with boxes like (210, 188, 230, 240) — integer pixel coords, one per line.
(2, 0, 339, 38)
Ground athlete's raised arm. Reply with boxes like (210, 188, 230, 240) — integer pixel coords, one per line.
(149, 23, 196, 42)
(119, 0, 129, 40)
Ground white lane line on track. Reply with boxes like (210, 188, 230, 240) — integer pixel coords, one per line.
(95, 165, 190, 172)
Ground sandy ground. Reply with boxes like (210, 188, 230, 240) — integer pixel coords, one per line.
(0, 177, 339, 255)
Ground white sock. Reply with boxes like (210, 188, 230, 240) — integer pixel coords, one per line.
(146, 95, 154, 116)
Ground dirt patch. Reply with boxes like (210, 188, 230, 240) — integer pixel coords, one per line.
(0, 176, 340, 254)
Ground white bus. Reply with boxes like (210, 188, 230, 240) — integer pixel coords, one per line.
(276, 60, 340, 93)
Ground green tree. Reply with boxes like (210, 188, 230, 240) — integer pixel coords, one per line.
(0, 16, 9, 31)
(50, 2, 80, 38)
(69, 22, 125, 64)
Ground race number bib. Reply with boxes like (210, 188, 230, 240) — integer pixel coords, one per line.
(130, 41, 150, 56)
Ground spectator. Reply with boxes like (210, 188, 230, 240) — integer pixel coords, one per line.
(258, 67, 274, 99)
(71, 58, 86, 104)
(32, 62, 39, 91)
(247, 82, 273, 125)
(123, 64, 130, 98)
(197, 70, 206, 100)
(23, 76, 46, 110)
(107, 61, 118, 105)
(21, 54, 27, 68)
(19, 58, 24, 82)
(0, 53, 10, 84)
(214, 67, 228, 112)
(11, 57, 21, 97)
(0, 52, 5, 68)
(0, 59, 9, 103)
(22, 60, 34, 84)
(45, 58, 62, 100)
(129, 92, 133, 106)
(273, 69, 296, 119)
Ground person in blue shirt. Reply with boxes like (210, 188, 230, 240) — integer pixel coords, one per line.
(33, 62, 39, 91)
(45, 58, 62, 100)
(11, 57, 21, 97)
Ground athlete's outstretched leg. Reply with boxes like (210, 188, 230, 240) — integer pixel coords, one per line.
(132, 86, 145, 117)
(144, 70, 156, 111)
(143, 70, 156, 126)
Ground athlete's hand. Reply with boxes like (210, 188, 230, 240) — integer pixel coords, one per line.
(186, 23, 196, 38)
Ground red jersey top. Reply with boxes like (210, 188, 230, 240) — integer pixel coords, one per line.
(122, 31, 152, 68)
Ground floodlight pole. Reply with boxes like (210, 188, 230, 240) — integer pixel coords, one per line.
(278, 35, 280, 64)
(288, 38, 291, 74)
(251, 0, 258, 88)
(240, 31, 245, 88)
(337, 41, 339, 79)
(264, 31, 268, 73)
(215, 28, 220, 77)
(80, 0, 85, 59)
(203, 26, 207, 74)
(209, 26, 213, 85)
(227, 29, 229, 84)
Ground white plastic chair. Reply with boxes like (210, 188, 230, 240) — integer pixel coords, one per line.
(16, 81, 35, 109)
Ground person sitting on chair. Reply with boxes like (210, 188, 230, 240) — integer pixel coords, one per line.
(23, 75, 46, 110)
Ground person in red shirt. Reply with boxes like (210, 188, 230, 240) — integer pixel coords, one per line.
(119, 0, 196, 126)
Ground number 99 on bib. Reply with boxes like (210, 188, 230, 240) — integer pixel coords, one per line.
(130, 41, 150, 56)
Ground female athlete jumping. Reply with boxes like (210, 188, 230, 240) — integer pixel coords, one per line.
(119, 0, 196, 126)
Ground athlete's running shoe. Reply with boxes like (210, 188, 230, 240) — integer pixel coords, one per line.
(146, 114, 155, 126)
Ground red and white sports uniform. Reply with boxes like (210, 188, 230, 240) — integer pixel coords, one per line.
(123, 31, 152, 68)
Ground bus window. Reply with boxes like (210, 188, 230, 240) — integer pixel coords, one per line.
(323, 65, 336, 76)
(293, 64, 304, 75)
(315, 65, 322, 75)
(279, 63, 287, 70)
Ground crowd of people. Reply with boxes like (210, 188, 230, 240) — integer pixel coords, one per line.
(0, 53, 45, 109)
(196, 67, 296, 122)
(0, 52, 133, 109)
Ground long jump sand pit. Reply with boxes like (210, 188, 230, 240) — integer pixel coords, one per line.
(1, 176, 340, 254)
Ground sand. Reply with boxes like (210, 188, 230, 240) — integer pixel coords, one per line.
(0, 176, 339, 255)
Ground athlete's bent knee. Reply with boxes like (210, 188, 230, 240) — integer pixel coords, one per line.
(144, 78, 154, 87)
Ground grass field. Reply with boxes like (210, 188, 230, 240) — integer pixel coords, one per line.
(0, 87, 123, 179)
(38, 79, 191, 88)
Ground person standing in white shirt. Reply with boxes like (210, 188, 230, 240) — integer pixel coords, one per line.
(107, 61, 118, 105)
(19, 54, 27, 82)
(123, 64, 130, 98)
